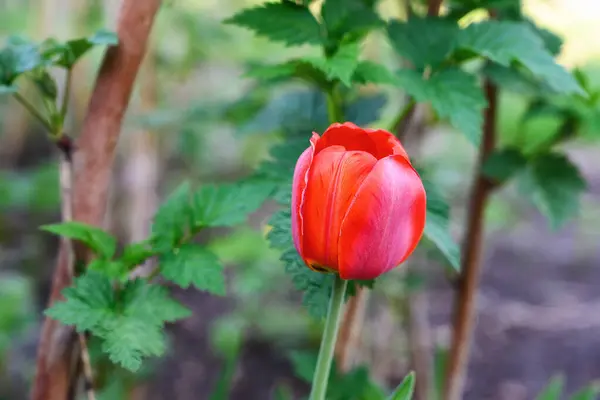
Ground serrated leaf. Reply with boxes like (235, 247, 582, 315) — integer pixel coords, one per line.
(518, 152, 587, 230)
(88, 259, 128, 280)
(224, 1, 323, 47)
(352, 61, 399, 85)
(483, 63, 555, 97)
(482, 148, 528, 182)
(456, 21, 582, 95)
(42, 30, 118, 69)
(245, 60, 330, 88)
(160, 244, 226, 295)
(121, 240, 156, 268)
(192, 181, 274, 228)
(45, 271, 114, 332)
(303, 42, 360, 86)
(40, 221, 117, 259)
(151, 181, 193, 253)
(422, 178, 460, 272)
(321, 0, 382, 43)
(387, 18, 458, 70)
(388, 371, 415, 400)
(397, 68, 487, 145)
(121, 279, 192, 324)
(535, 375, 564, 400)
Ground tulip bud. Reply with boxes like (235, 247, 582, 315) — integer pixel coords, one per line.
(291, 122, 426, 280)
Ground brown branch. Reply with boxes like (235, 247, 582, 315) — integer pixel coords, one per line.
(443, 80, 497, 400)
(31, 1, 163, 399)
(427, 0, 443, 16)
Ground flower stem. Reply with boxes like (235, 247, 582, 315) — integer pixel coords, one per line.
(326, 87, 344, 123)
(309, 275, 348, 400)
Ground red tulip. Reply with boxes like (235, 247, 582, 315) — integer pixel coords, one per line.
(290, 122, 426, 280)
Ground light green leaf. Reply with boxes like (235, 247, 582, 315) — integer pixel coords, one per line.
(120, 279, 192, 324)
(397, 68, 487, 145)
(42, 30, 117, 69)
(0, 37, 41, 84)
(482, 148, 528, 182)
(535, 374, 564, 400)
(160, 244, 226, 295)
(192, 181, 274, 228)
(32, 70, 58, 100)
(422, 179, 460, 272)
(456, 21, 583, 95)
(303, 42, 360, 86)
(120, 240, 156, 268)
(387, 18, 458, 70)
(224, 1, 323, 47)
(88, 259, 128, 280)
(352, 61, 399, 86)
(518, 152, 587, 230)
(570, 382, 600, 400)
(40, 221, 117, 259)
(388, 371, 416, 400)
(151, 181, 193, 253)
(44, 271, 114, 332)
(321, 0, 382, 43)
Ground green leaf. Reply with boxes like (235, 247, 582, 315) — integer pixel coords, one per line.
(570, 382, 600, 400)
(120, 279, 192, 324)
(535, 374, 564, 400)
(45, 271, 114, 332)
(192, 181, 274, 228)
(224, 1, 323, 47)
(397, 68, 487, 145)
(483, 63, 555, 97)
(388, 371, 416, 400)
(160, 244, 226, 295)
(40, 221, 117, 259)
(303, 42, 360, 86)
(321, 0, 383, 43)
(456, 21, 583, 95)
(482, 148, 528, 182)
(88, 259, 128, 280)
(151, 181, 193, 253)
(422, 178, 460, 272)
(518, 152, 587, 230)
(352, 61, 399, 86)
(32, 70, 58, 100)
(42, 29, 118, 69)
(121, 240, 156, 268)
(0, 37, 41, 84)
(245, 60, 330, 88)
(387, 18, 458, 70)
(289, 350, 318, 382)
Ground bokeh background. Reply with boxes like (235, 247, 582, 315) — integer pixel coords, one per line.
(1, 0, 600, 399)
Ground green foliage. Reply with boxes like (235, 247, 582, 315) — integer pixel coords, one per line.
(321, 0, 383, 47)
(518, 152, 587, 230)
(160, 244, 226, 295)
(352, 61, 398, 86)
(482, 148, 528, 182)
(0, 275, 33, 357)
(41, 221, 117, 259)
(224, 1, 323, 47)
(397, 68, 487, 145)
(46, 272, 191, 371)
(42, 30, 117, 69)
(535, 375, 564, 400)
(303, 42, 360, 87)
(151, 181, 193, 253)
(388, 371, 415, 400)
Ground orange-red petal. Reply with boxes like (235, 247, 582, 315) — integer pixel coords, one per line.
(302, 146, 377, 271)
(366, 129, 410, 160)
(290, 133, 319, 258)
(315, 122, 379, 157)
(338, 155, 426, 280)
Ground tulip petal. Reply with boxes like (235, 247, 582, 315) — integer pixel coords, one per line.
(291, 133, 319, 257)
(338, 155, 426, 280)
(366, 129, 410, 160)
(315, 122, 379, 157)
(302, 146, 378, 271)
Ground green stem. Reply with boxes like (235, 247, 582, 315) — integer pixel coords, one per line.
(13, 92, 53, 132)
(309, 275, 348, 400)
(61, 69, 72, 120)
(388, 99, 416, 134)
(326, 87, 344, 123)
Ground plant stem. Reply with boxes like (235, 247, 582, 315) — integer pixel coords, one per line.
(309, 275, 348, 400)
(326, 87, 344, 123)
(13, 92, 53, 132)
(389, 99, 416, 133)
(444, 79, 497, 400)
(61, 69, 72, 120)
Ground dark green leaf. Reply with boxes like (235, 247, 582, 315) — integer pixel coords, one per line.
(482, 148, 528, 182)
(42, 30, 118, 69)
(121, 240, 156, 268)
(352, 61, 399, 86)
(535, 375, 564, 400)
(397, 68, 487, 145)
(88, 259, 128, 280)
(32, 70, 58, 100)
(387, 18, 458, 70)
(40, 221, 117, 259)
(456, 21, 583, 95)
(524, 19, 562, 56)
(120, 279, 192, 324)
(321, 0, 383, 44)
(160, 244, 226, 295)
(422, 178, 460, 271)
(518, 152, 587, 229)
(388, 371, 416, 400)
(483, 63, 555, 97)
(192, 181, 274, 228)
(303, 42, 360, 86)
(45, 271, 114, 332)
(151, 181, 193, 253)
(245, 60, 330, 88)
(224, 1, 323, 47)
(0, 37, 41, 84)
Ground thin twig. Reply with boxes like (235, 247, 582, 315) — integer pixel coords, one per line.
(31, 1, 163, 399)
(61, 69, 72, 120)
(444, 79, 497, 400)
(12, 92, 53, 131)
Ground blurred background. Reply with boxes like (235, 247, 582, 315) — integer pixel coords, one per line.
(1, 0, 600, 399)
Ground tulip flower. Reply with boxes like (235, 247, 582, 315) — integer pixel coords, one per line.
(291, 122, 426, 280)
